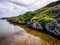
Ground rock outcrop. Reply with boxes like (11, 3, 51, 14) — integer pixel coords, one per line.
(45, 19, 60, 36)
(27, 20, 43, 30)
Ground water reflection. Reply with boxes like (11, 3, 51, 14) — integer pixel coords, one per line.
(0, 19, 24, 36)
(0, 19, 41, 45)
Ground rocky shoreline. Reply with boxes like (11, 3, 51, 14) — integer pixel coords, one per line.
(7, 18, 60, 39)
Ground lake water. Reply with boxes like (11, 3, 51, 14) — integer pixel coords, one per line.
(0, 19, 60, 45)
(0, 19, 25, 36)
(0, 19, 42, 45)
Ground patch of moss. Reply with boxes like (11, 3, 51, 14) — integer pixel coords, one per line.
(38, 16, 53, 26)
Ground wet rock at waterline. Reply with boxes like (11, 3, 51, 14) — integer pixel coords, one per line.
(36, 23, 43, 30)
(54, 24, 60, 35)
(55, 18, 60, 23)
(7, 18, 26, 24)
(27, 20, 43, 30)
(45, 20, 60, 36)
(27, 20, 34, 26)
(31, 22, 43, 30)
(45, 20, 58, 32)
(18, 20, 26, 24)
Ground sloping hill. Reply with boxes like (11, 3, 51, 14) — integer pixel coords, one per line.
(7, 0, 60, 39)
(13, 11, 37, 22)
(32, 4, 60, 21)
(12, 1, 60, 23)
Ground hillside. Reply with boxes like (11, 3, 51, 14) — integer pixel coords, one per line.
(32, 2, 60, 21)
(7, 0, 60, 39)
(12, 1, 60, 22)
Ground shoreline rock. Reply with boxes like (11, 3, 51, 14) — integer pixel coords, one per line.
(7, 18, 60, 39)
(45, 20, 60, 38)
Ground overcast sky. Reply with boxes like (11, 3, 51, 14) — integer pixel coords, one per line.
(0, 0, 58, 18)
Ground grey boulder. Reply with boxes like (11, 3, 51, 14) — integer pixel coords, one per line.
(45, 20, 58, 33)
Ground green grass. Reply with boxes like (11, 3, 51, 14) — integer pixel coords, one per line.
(12, 4, 60, 27)
(32, 4, 60, 21)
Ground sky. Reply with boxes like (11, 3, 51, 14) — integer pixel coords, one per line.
(0, 0, 58, 18)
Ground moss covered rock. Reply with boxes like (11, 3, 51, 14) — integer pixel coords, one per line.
(32, 16, 54, 27)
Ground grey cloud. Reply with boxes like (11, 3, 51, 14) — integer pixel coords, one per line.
(0, 0, 58, 18)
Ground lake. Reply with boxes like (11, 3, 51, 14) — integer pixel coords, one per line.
(0, 19, 60, 45)
(0, 19, 25, 36)
(0, 19, 42, 45)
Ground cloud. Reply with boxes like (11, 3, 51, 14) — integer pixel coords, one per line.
(0, 0, 28, 18)
(0, 0, 58, 18)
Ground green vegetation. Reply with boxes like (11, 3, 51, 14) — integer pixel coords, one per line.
(7, 1, 60, 45)
(38, 16, 53, 26)
(32, 15, 54, 26)
(12, 1, 60, 26)
(32, 4, 60, 20)
(13, 11, 37, 22)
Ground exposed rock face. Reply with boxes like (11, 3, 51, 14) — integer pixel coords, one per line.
(49, 9, 60, 14)
(45, 19, 60, 36)
(36, 22, 43, 30)
(18, 20, 26, 24)
(27, 20, 34, 26)
(54, 24, 60, 35)
(27, 20, 43, 30)
(55, 18, 60, 23)
(32, 23, 37, 29)
(45, 20, 58, 31)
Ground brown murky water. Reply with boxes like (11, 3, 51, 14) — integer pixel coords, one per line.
(0, 19, 41, 45)
(13, 22, 60, 45)
(0, 19, 60, 45)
